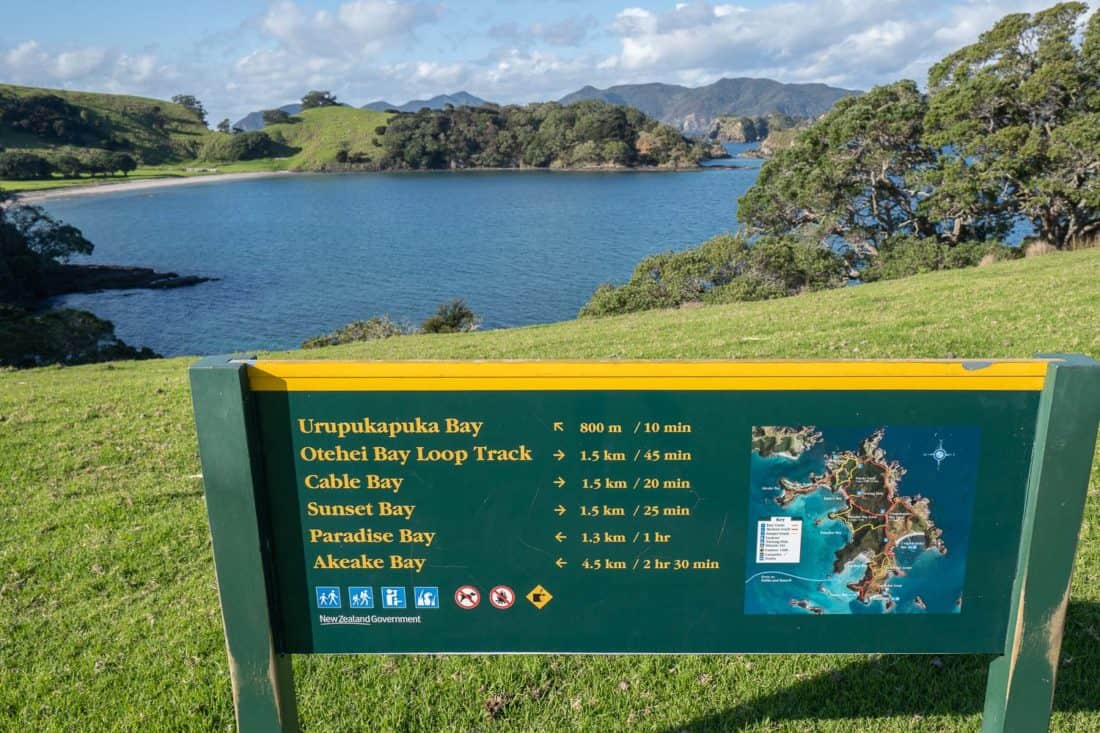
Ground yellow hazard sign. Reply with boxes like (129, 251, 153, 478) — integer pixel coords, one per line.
(525, 584, 553, 609)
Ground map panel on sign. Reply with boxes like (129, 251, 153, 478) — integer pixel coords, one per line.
(745, 426, 980, 615)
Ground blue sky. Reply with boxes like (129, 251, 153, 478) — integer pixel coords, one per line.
(1, 0, 1066, 123)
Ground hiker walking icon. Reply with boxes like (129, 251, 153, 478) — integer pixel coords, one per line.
(315, 586, 341, 609)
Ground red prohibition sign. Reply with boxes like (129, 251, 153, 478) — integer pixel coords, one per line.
(489, 585, 516, 610)
(454, 585, 480, 609)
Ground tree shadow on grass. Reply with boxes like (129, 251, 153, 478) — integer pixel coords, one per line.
(664, 601, 1100, 732)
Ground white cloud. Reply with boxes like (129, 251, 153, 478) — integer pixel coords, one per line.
(54, 48, 109, 79)
(5, 40, 49, 70)
(0, 40, 178, 94)
(604, 0, 1060, 89)
(257, 0, 442, 57)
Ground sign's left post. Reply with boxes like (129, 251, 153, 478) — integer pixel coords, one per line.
(190, 356, 298, 733)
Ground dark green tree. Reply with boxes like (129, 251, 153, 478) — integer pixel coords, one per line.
(216, 118, 231, 133)
(262, 109, 292, 125)
(1, 188, 93, 304)
(301, 91, 339, 110)
(52, 154, 84, 178)
(0, 151, 52, 180)
(107, 152, 137, 176)
(925, 2, 1100, 248)
(171, 94, 207, 124)
(83, 150, 115, 177)
(738, 81, 936, 256)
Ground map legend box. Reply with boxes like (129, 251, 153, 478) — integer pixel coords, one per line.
(756, 517, 802, 564)
(756, 512, 800, 559)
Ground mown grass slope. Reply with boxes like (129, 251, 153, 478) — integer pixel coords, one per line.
(1, 249, 1099, 731)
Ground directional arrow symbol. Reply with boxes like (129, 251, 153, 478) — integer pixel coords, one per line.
(554, 504, 566, 516)
(553, 422, 564, 432)
(555, 557, 568, 568)
(554, 449, 565, 461)
(554, 531, 566, 542)
(554, 476, 566, 488)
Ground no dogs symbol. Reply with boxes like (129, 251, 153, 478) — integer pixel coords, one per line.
(454, 585, 480, 609)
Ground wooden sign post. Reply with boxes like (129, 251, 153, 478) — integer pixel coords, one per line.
(189, 356, 1100, 732)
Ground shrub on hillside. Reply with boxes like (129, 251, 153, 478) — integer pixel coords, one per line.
(302, 315, 408, 348)
(0, 92, 100, 144)
(199, 131, 277, 162)
(0, 305, 158, 368)
(262, 109, 292, 126)
(580, 233, 849, 317)
(421, 299, 479, 333)
(861, 236, 1018, 282)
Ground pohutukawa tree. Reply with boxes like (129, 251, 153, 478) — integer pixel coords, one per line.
(925, 2, 1100, 249)
(738, 80, 936, 256)
(738, 2, 1100, 253)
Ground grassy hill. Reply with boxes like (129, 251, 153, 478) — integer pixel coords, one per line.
(0, 99, 395, 192)
(0, 83, 211, 163)
(1, 249, 1099, 731)
(259, 105, 392, 170)
(0, 86, 397, 190)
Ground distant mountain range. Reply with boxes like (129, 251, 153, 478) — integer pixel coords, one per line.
(559, 78, 860, 134)
(234, 78, 858, 136)
(362, 91, 489, 113)
(233, 103, 302, 132)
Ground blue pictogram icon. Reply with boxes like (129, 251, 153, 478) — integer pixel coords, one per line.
(348, 587, 374, 609)
(414, 586, 440, 609)
(381, 586, 407, 609)
(316, 586, 341, 608)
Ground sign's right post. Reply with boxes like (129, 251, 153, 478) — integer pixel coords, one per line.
(982, 355, 1100, 732)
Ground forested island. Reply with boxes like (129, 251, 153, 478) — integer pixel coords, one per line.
(367, 101, 712, 170)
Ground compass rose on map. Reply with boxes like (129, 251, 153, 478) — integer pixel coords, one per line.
(924, 437, 955, 469)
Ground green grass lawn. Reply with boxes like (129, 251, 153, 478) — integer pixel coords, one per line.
(2, 250, 1099, 731)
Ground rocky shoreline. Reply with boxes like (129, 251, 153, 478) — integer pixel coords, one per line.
(43, 264, 215, 297)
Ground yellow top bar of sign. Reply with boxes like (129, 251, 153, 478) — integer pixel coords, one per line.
(245, 359, 1051, 392)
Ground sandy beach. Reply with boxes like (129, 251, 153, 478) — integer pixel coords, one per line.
(17, 170, 295, 203)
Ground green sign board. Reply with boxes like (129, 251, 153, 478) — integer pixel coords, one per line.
(189, 356, 1100, 732)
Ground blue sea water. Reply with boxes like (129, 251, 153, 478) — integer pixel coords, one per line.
(745, 426, 981, 615)
(42, 146, 762, 356)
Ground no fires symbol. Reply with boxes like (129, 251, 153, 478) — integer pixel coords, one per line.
(489, 585, 515, 610)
